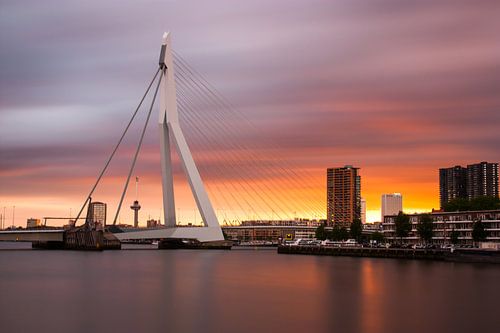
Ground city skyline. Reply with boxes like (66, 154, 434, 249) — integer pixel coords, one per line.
(1, 0, 500, 226)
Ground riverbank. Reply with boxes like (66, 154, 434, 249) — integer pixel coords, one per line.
(277, 245, 500, 264)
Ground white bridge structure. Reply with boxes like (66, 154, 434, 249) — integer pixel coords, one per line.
(68, 32, 325, 243)
(0, 33, 327, 245)
(114, 33, 224, 242)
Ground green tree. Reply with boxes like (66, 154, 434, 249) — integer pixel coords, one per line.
(443, 196, 500, 212)
(330, 225, 341, 241)
(315, 223, 327, 240)
(331, 225, 349, 241)
(350, 218, 363, 242)
(450, 228, 459, 245)
(443, 198, 471, 212)
(371, 231, 385, 243)
(472, 219, 487, 243)
(471, 196, 500, 210)
(417, 214, 434, 244)
(394, 212, 411, 242)
(339, 227, 349, 240)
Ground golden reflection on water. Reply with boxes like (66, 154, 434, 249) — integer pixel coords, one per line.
(1, 249, 499, 333)
(360, 260, 383, 333)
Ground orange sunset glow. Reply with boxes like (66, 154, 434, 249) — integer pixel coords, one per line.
(1, 0, 499, 227)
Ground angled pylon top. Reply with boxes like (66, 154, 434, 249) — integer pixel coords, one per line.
(157, 32, 223, 238)
(158, 31, 178, 124)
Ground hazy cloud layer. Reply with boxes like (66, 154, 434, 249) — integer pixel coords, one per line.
(1, 0, 499, 223)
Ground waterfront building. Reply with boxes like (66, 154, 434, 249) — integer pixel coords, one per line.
(363, 222, 382, 232)
(222, 225, 318, 243)
(361, 198, 366, 224)
(26, 218, 41, 229)
(466, 162, 499, 200)
(240, 219, 321, 227)
(327, 165, 361, 227)
(381, 193, 403, 222)
(382, 209, 500, 245)
(89, 202, 107, 228)
(294, 229, 317, 239)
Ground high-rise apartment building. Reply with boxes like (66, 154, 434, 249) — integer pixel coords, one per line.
(381, 193, 403, 221)
(327, 165, 361, 227)
(466, 162, 499, 200)
(439, 162, 498, 208)
(439, 166, 467, 208)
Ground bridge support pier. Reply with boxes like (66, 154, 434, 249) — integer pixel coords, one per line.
(31, 229, 121, 251)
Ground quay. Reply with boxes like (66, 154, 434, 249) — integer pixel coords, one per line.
(0, 228, 121, 251)
(277, 245, 500, 264)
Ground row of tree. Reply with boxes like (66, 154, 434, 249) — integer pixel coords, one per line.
(315, 212, 489, 245)
(315, 219, 385, 243)
(394, 211, 488, 244)
(442, 196, 500, 212)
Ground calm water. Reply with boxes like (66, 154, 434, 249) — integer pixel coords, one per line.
(1, 245, 499, 333)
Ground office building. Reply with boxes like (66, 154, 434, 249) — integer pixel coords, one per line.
(327, 165, 361, 227)
(467, 162, 499, 200)
(381, 193, 403, 221)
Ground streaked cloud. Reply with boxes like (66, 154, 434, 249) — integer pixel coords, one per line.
(1, 0, 499, 224)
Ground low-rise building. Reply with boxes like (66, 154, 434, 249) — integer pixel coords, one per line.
(239, 219, 321, 227)
(147, 219, 159, 228)
(363, 222, 382, 232)
(382, 209, 500, 245)
(222, 225, 318, 243)
(26, 218, 41, 229)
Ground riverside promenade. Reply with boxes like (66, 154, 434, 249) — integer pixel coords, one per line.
(278, 245, 500, 264)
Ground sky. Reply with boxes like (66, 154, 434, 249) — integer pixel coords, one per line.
(1, 0, 499, 226)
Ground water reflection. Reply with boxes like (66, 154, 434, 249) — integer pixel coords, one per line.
(1, 249, 499, 333)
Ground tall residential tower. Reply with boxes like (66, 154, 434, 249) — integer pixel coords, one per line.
(439, 162, 498, 208)
(327, 166, 361, 227)
(439, 166, 467, 208)
(466, 162, 499, 200)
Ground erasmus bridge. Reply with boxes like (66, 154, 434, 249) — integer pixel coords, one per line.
(0, 32, 325, 245)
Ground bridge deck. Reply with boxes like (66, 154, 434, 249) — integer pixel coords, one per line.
(0, 230, 65, 242)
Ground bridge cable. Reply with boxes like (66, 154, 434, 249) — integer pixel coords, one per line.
(74, 68, 161, 225)
(177, 96, 264, 221)
(176, 84, 291, 220)
(174, 64, 323, 219)
(173, 52, 325, 216)
(112, 71, 163, 225)
(176, 83, 289, 220)
(175, 72, 320, 219)
(177, 102, 257, 223)
(173, 54, 325, 219)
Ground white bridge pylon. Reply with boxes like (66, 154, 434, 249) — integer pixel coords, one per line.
(115, 32, 224, 242)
